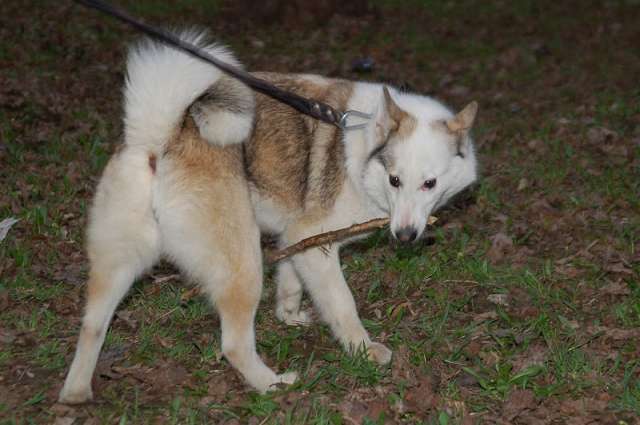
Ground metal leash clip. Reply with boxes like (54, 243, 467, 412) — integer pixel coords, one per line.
(338, 110, 372, 131)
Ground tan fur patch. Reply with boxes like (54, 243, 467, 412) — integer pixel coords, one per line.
(244, 73, 353, 217)
(216, 268, 261, 335)
(164, 116, 244, 179)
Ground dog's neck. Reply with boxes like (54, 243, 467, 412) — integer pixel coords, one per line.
(342, 82, 388, 217)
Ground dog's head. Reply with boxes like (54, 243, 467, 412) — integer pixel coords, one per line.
(362, 87, 478, 242)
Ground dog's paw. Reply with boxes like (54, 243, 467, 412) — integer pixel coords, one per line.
(58, 386, 93, 405)
(256, 371, 298, 393)
(276, 307, 313, 327)
(276, 371, 298, 386)
(367, 342, 392, 365)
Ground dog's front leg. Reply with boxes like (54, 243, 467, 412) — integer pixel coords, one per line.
(291, 247, 391, 364)
(275, 260, 313, 326)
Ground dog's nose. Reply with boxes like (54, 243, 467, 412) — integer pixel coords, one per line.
(395, 227, 418, 243)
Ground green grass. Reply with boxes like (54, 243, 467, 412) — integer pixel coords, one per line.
(1, 0, 639, 423)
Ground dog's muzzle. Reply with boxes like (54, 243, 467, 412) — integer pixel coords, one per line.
(394, 226, 418, 243)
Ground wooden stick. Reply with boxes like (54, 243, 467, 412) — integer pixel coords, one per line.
(265, 218, 389, 264)
(264, 215, 437, 264)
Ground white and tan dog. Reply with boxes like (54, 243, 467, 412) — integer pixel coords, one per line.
(59, 31, 478, 403)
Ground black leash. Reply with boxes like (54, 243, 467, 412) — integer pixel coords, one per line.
(74, 0, 371, 130)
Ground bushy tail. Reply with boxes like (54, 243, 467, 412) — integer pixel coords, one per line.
(123, 29, 254, 153)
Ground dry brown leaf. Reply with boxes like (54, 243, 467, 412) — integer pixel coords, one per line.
(473, 311, 498, 322)
(586, 127, 617, 144)
(338, 400, 370, 425)
(404, 374, 439, 416)
(487, 293, 509, 307)
(115, 310, 138, 330)
(586, 326, 640, 340)
(601, 280, 631, 296)
(560, 397, 608, 415)
(0, 328, 16, 345)
(503, 389, 536, 420)
(511, 344, 548, 374)
(391, 346, 419, 386)
(487, 232, 514, 263)
(604, 262, 633, 275)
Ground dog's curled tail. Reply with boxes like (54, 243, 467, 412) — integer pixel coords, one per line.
(123, 29, 254, 152)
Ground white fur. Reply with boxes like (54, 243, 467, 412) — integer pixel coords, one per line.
(124, 29, 246, 152)
(194, 109, 253, 147)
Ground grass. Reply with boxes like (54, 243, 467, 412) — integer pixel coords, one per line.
(1, 0, 639, 423)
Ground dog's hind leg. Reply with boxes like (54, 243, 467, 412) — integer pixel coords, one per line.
(60, 149, 161, 404)
(158, 183, 297, 392)
(214, 262, 297, 392)
(275, 261, 312, 326)
(156, 131, 296, 392)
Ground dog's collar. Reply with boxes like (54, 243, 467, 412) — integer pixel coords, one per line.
(75, 0, 372, 131)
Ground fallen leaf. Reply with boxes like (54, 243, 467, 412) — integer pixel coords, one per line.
(404, 374, 439, 416)
(391, 346, 419, 386)
(587, 326, 640, 340)
(487, 233, 514, 263)
(473, 311, 498, 322)
(503, 389, 536, 420)
(50, 403, 77, 417)
(479, 351, 500, 368)
(181, 286, 201, 302)
(455, 370, 479, 387)
(338, 400, 370, 424)
(149, 362, 190, 393)
(604, 262, 633, 275)
(560, 397, 608, 415)
(391, 397, 406, 415)
(155, 335, 174, 349)
(517, 178, 529, 191)
(152, 274, 181, 284)
(511, 344, 548, 374)
(0, 329, 15, 345)
(487, 293, 509, 307)
(207, 372, 232, 396)
(115, 310, 138, 330)
(586, 127, 617, 144)
(0, 217, 19, 242)
(0, 289, 9, 310)
(601, 280, 631, 295)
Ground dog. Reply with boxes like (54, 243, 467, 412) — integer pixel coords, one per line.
(59, 30, 478, 403)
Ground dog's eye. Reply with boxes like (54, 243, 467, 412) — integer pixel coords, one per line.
(389, 175, 401, 188)
(422, 178, 437, 190)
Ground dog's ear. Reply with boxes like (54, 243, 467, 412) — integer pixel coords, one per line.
(373, 87, 408, 145)
(434, 101, 478, 157)
(445, 101, 478, 134)
(383, 86, 407, 131)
